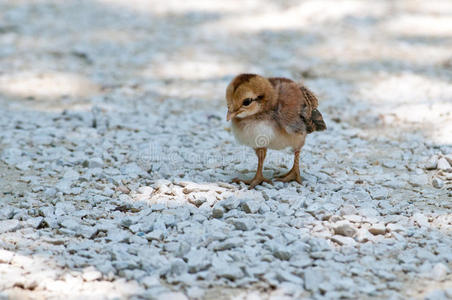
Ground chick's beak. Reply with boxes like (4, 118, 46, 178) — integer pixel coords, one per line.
(226, 110, 238, 121)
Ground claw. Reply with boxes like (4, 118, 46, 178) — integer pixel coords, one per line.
(232, 177, 251, 185)
(275, 169, 302, 184)
(276, 171, 291, 179)
(248, 176, 272, 189)
(232, 176, 272, 189)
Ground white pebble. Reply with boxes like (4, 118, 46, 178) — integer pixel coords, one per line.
(368, 223, 386, 235)
(437, 157, 451, 170)
(432, 178, 445, 189)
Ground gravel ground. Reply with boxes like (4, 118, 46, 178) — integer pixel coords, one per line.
(1, 0, 452, 299)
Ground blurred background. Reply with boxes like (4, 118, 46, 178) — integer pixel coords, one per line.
(1, 0, 451, 145)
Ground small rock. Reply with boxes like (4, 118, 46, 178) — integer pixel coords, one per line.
(382, 160, 396, 168)
(214, 237, 243, 251)
(158, 292, 188, 300)
(220, 197, 241, 211)
(120, 218, 133, 228)
(242, 200, 260, 214)
(229, 218, 256, 231)
(141, 276, 161, 288)
(445, 288, 452, 298)
(368, 223, 386, 235)
(146, 229, 165, 241)
(424, 289, 447, 300)
(117, 185, 130, 194)
(344, 214, 362, 223)
(55, 180, 73, 194)
(185, 248, 210, 272)
(213, 256, 244, 280)
(150, 203, 166, 212)
(432, 177, 445, 189)
(216, 264, 244, 280)
(387, 223, 405, 233)
(212, 207, 224, 219)
(121, 163, 145, 178)
(333, 221, 357, 237)
(444, 154, 452, 166)
(188, 196, 206, 207)
(425, 155, 438, 170)
(88, 157, 104, 168)
(0, 249, 14, 263)
(26, 217, 44, 229)
(137, 186, 153, 195)
(0, 207, 15, 219)
(289, 254, 311, 268)
(44, 187, 58, 199)
(371, 188, 389, 200)
(273, 248, 292, 261)
(171, 273, 196, 285)
(275, 270, 304, 284)
(408, 174, 429, 187)
(331, 235, 357, 246)
(246, 292, 262, 300)
(340, 205, 358, 216)
(303, 268, 323, 291)
(186, 287, 204, 299)
(82, 266, 102, 281)
(39, 206, 54, 217)
(167, 259, 188, 276)
(430, 263, 449, 281)
(0, 219, 20, 233)
(413, 213, 429, 227)
(63, 169, 79, 181)
(44, 217, 59, 229)
(437, 157, 451, 170)
(60, 218, 81, 231)
(16, 160, 32, 171)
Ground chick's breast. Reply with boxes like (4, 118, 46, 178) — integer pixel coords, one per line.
(231, 119, 276, 148)
(232, 118, 305, 150)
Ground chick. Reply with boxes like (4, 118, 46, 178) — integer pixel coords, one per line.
(226, 74, 326, 188)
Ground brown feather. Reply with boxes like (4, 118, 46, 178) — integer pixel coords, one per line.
(226, 74, 326, 139)
(311, 108, 327, 131)
(299, 85, 319, 110)
(269, 77, 305, 133)
(231, 74, 257, 93)
(268, 78, 326, 135)
(299, 84, 326, 133)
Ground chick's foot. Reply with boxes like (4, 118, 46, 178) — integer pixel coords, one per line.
(232, 175, 272, 189)
(275, 169, 302, 184)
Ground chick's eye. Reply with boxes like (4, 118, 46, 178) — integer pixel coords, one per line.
(242, 98, 253, 106)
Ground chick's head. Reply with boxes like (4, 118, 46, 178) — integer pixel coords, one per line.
(226, 74, 275, 121)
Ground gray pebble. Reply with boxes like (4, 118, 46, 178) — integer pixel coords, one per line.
(432, 178, 445, 189)
(228, 218, 256, 231)
(408, 174, 429, 187)
(0, 219, 20, 233)
(242, 200, 261, 214)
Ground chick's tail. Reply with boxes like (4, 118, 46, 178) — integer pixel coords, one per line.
(311, 108, 326, 132)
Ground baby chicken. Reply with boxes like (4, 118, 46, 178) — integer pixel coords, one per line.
(226, 74, 326, 188)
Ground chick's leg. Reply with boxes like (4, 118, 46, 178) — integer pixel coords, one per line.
(276, 150, 302, 184)
(250, 148, 272, 188)
(232, 148, 271, 189)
